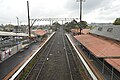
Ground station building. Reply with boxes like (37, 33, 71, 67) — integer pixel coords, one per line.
(0, 31, 35, 62)
(72, 26, 120, 80)
(32, 29, 47, 41)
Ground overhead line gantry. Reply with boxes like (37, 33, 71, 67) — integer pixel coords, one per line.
(31, 18, 79, 25)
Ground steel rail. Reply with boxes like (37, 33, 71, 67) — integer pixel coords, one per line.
(9, 32, 55, 80)
(66, 34, 98, 80)
(25, 32, 55, 80)
(35, 33, 57, 80)
(62, 33, 73, 80)
(65, 35, 77, 64)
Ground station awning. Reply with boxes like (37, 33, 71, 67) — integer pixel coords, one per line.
(0, 31, 35, 37)
(75, 34, 120, 72)
(105, 59, 120, 72)
(75, 34, 120, 58)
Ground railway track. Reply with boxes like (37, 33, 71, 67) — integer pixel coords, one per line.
(63, 33, 82, 80)
(25, 32, 56, 80)
(24, 28, 83, 80)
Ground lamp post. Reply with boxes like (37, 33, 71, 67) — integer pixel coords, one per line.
(16, 17, 19, 51)
(16, 17, 19, 27)
(16, 17, 19, 42)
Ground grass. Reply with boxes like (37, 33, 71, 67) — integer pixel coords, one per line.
(19, 56, 38, 80)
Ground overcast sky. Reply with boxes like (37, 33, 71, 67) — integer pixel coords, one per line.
(0, 0, 120, 25)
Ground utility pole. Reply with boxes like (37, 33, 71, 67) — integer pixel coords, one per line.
(80, 0, 82, 22)
(16, 17, 19, 51)
(27, 1, 31, 38)
(76, 0, 85, 22)
(76, 0, 85, 35)
(16, 17, 19, 27)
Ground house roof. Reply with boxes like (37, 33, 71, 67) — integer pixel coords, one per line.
(75, 34, 120, 58)
(105, 59, 120, 72)
(81, 29, 90, 34)
(71, 29, 90, 34)
(71, 29, 79, 33)
(32, 29, 47, 36)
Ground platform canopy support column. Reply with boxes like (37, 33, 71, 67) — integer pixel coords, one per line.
(102, 59, 105, 74)
(111, 67, 114, 80)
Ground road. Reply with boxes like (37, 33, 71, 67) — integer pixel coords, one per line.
(25, 28, 83, 80)
(0, 42, 41, 79)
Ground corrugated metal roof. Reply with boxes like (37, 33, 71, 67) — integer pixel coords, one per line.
(75, 34, 120, 58)
(90, 26, 120, 41)
(105, 59, 120, 72)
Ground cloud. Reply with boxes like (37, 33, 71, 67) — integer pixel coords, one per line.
(64, 0, 108, 14)
(64, 0, 115, 22)
(0, 0, 120, 24)
(86, 0, 120, 23)
(64, 0, 79, 11)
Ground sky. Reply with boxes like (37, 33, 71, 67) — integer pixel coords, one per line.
(0, 0, 120, 25)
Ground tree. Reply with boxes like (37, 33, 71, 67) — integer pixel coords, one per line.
(113, 18, 120, 25)
(4, 24, 15, 32)
(64, 20, 88, 34)
(51, 21, 61, 31)
(78, 21, 88, 28)
(78, 21, 88, 34)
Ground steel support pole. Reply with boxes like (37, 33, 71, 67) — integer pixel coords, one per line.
(27, 1, 31, 38)
(62, 20, 63, 25)
(111, 67, 114, 80)
(30, 19, 37, 28)
(102, 59, 105, 74)
(52, 20, 53, 25)
(89, 52, 91, 59)
(50, 20, 52, 26)
(16, 17, 19, 27)
(16, 17, 19, 51)
(49, 18, 51, 26)
(65, 18, 66, 23)
(80, 0, 82, 22)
